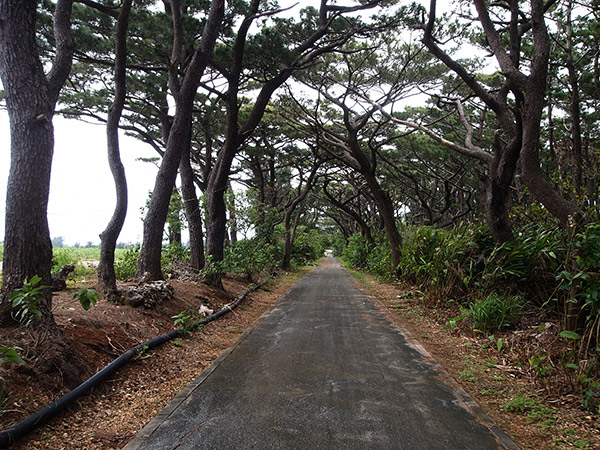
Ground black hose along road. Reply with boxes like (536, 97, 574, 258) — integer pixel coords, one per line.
(0, 278, 270, 448)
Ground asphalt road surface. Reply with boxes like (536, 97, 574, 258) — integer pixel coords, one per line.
(123, 258, 518, 450)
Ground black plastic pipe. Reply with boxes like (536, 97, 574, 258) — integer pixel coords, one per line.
(0, 280, 268, 448)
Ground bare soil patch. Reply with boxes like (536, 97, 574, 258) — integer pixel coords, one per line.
(0, 269, 308, 449)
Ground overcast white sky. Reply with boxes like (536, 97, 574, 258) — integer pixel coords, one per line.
(0, 111, 159, 246)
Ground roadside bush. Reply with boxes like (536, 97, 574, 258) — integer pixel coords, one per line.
(342, 234, 371, 269)
(366, 237, 393, 280)
(291, 226, 326, 266)
(482, 224, 566, 303)
(399, 224, 492, 295)
(115, 245, 140, 280)
(224, 238, 279, 281)
(557, 223, 600, 344)
(461, 292, 527, 332)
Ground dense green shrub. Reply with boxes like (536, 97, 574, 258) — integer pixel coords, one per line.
(461, 292, 527, 332)
(365, 237, 393, 280)
(224, 238, 279, 280)
(482, 224, 566, 302)
(399, 224, 493, 294)
(557, 223, 600, 330)
(115, 245, 140, 280)
(342, 234, 371, 269)
(291, 226, 326, 266)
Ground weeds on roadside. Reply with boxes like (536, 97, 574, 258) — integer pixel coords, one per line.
(461, 292, 526, 333)
(8, 276, 48, 326)
(172, 309, 201, 334)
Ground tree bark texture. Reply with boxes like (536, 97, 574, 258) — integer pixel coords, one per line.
(98, 0, 132, 292)
(0, 0, 88, 386)
(347, 136, 402, 273)
(137, 0, 225, 280)
(0, 0, 72, 317)
(179, 143, 205, 270)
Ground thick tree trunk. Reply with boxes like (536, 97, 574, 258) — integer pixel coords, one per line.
(205, 136, 239, 288)
(0, 1, 56, 318)
(520, 74, 578, 226)
(486, 135, 521, 244)
(366, 178, 403, 273)
(98, 0, 132, 292)
(0, 0, 87, 386)
(136, 120, 187, 279)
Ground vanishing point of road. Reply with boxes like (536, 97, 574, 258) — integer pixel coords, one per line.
(123, 258, 518, 450)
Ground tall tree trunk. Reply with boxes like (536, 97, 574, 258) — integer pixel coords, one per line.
(179, 143, 205, 270)
(0, 0, 87, 386)
(227, 181, 238, 245)
(365, 177, 403, 273)
(205, 134, 239, 288)
(565, 0, 583, 193)
(346, 133, 402, 274)
(519, 5, 578, 227)
(282, 209, 303, 271)
(137, 0, 224, 280)
(98, 0, 132, 292)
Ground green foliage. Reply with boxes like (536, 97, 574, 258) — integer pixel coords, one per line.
(365, 237, 394, 280)
(560, 330, 582, 340)
(161, 242, 190, 276)
(172, 309, 199, 334)
(503, 394, 555, 420)
(399, 224, 493, 293)
(73, 288, 99, 311)
(224, 237, 279, 280)
(8, 276, 48, 326)
(115, 245, 140, 281)
(557, 223, 600, 323)
(290, 226, 326, 267)
(330, 233, 346, 257)
(461, 292, 526, 332)
(579, 375, 600, 413)
(529, 354, 554, 378)
(52, 247, 97, 280)
(342, 234, 372, 269)
(0, 346, 25, 366)
(482, 225, 565, 300)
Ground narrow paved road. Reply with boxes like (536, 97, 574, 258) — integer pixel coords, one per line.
(124, 258, 518, 450)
